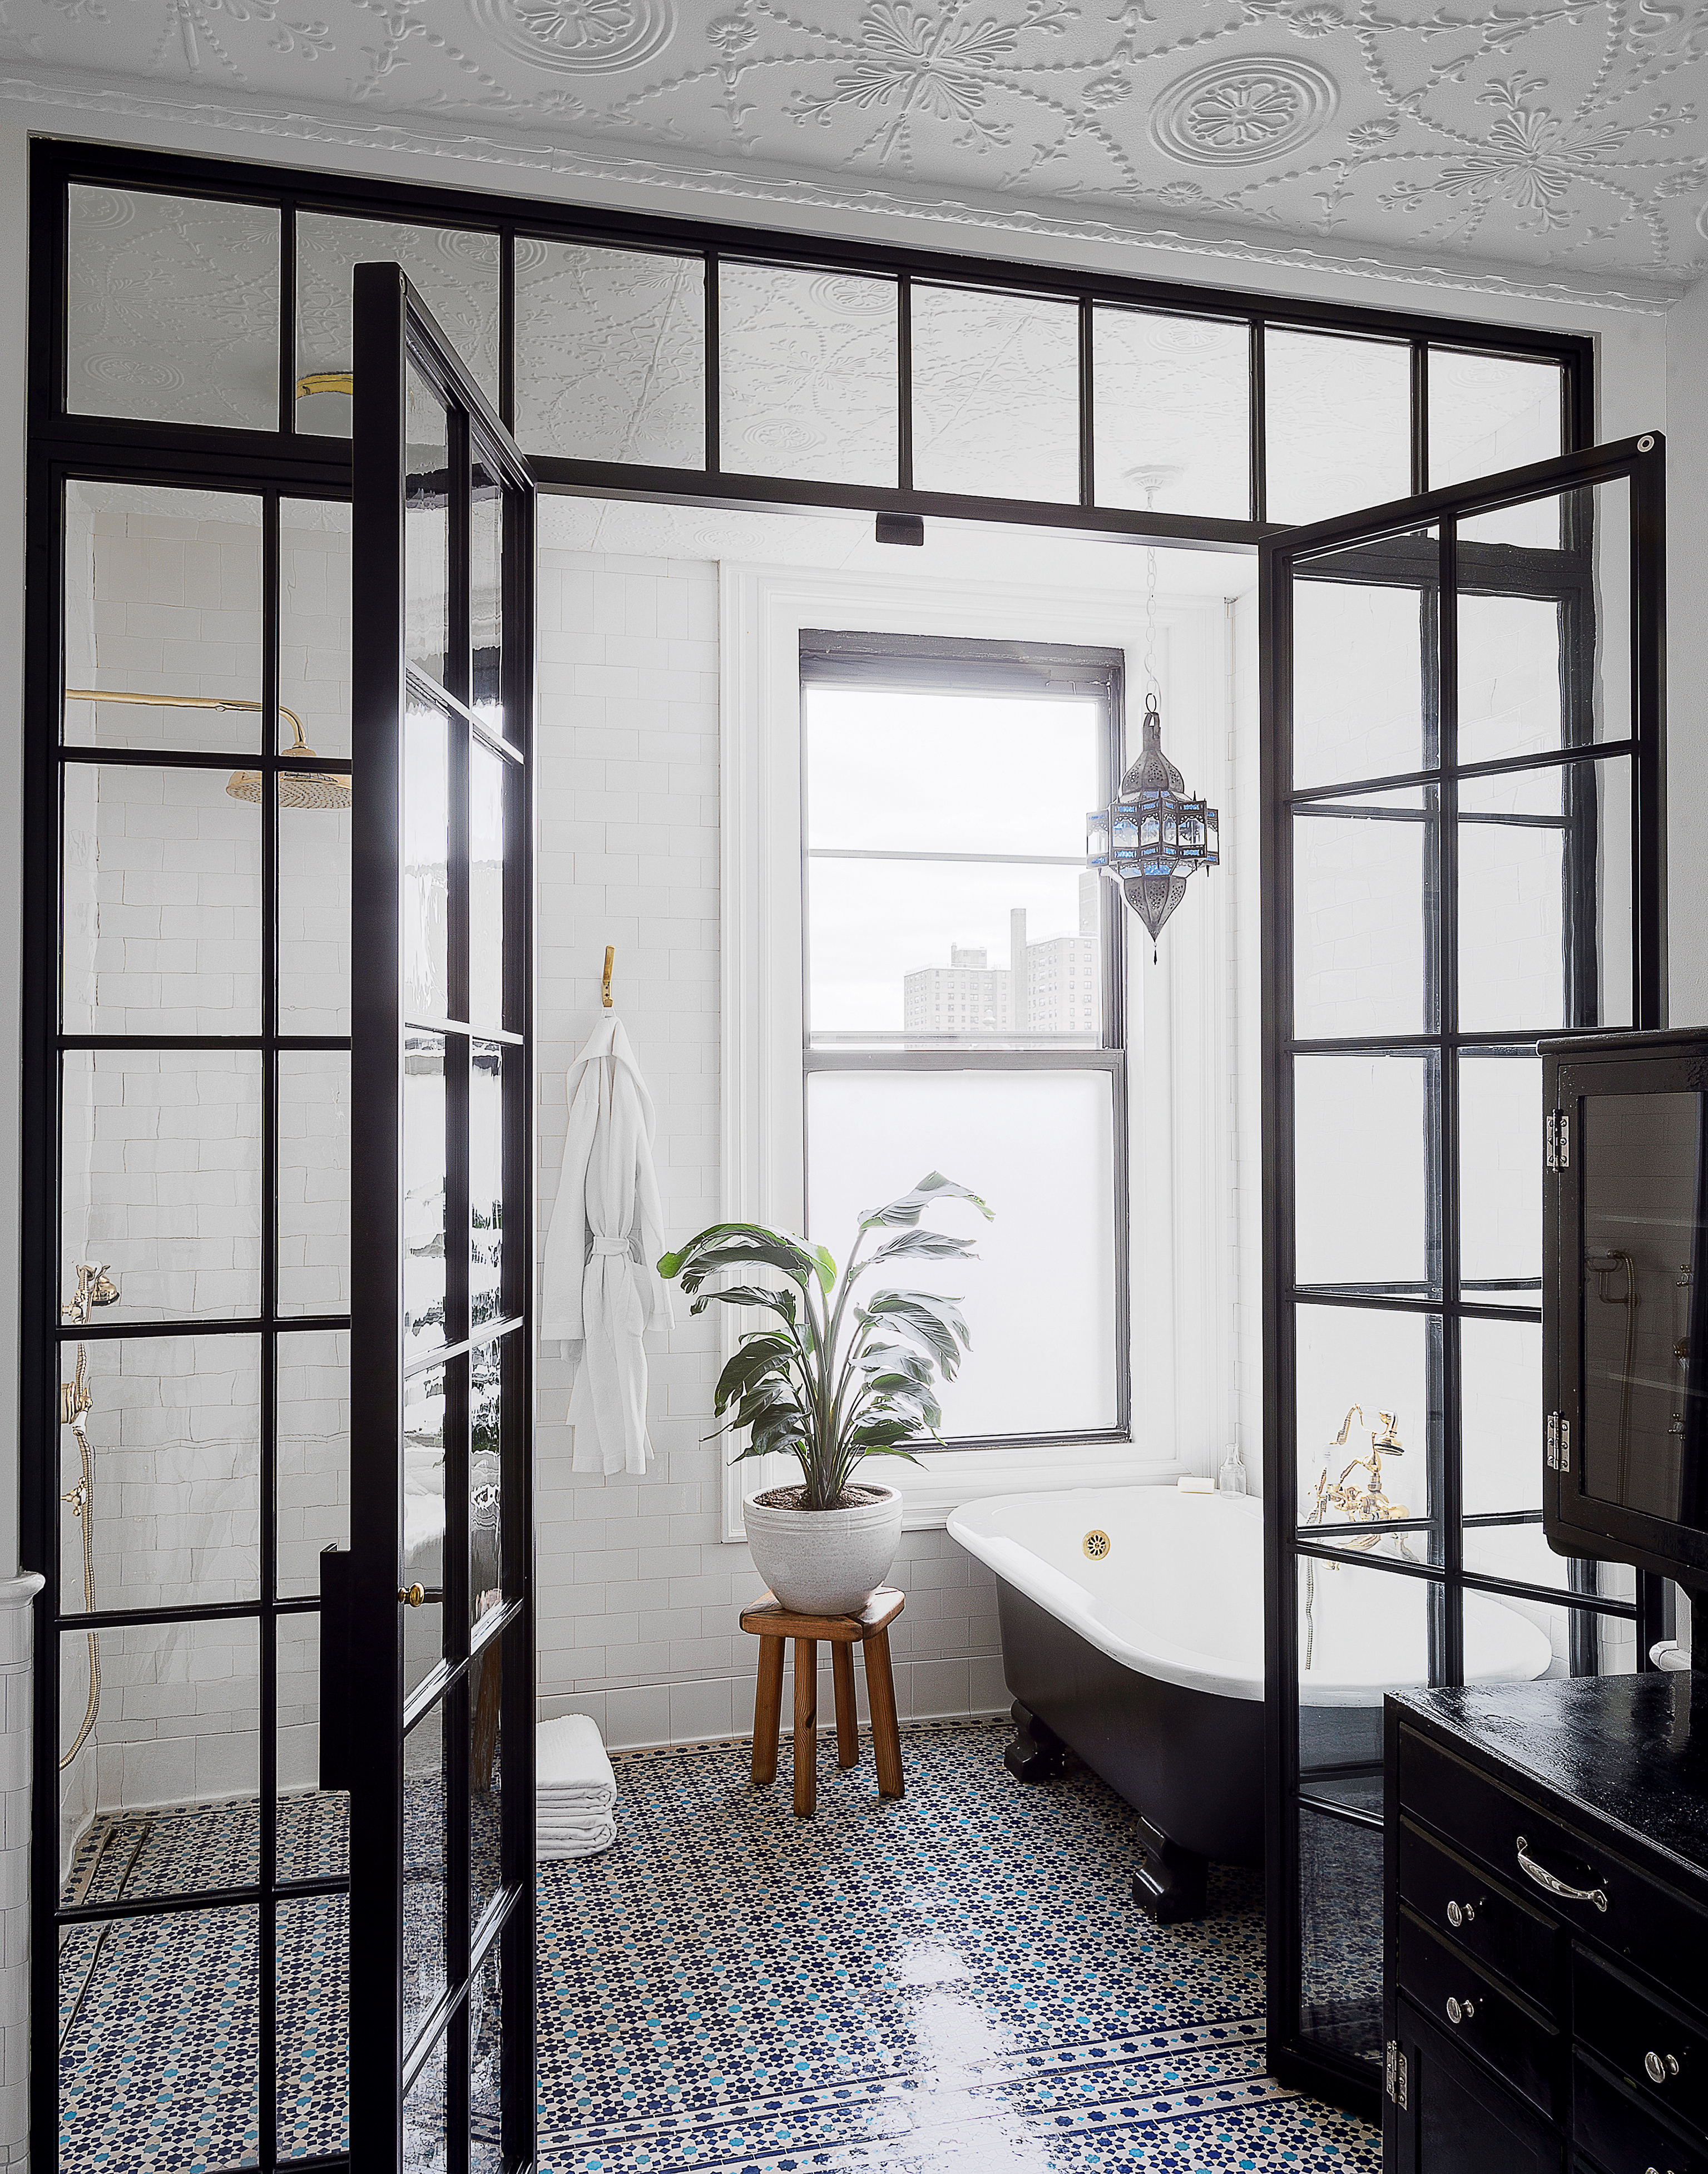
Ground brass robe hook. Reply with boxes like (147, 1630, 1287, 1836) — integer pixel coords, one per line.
(602, 945, 615, 1009)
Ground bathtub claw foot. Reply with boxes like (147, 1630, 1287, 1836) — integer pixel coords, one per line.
(1131, 1817, 1208, 1924)
(1004, 1701, 1067, 1783)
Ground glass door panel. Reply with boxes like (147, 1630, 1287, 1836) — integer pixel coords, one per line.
(349, 263, 534, 2172)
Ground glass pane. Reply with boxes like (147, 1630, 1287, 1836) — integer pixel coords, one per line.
(277, 1612, 350, 1883)
(806, 1068, 1116, 1435)
(295, 210, 500, 434)
(404, 1698, 448, 2048)
(62, 763, 261, 1034)
(405, 1034, 448, 1359)
(1093, 308, 1249, 519)
(471, 742, 507, 1032)
(278, 1892, 349, 2160)
(280, 785, 353, 1035)
(469, 1937, 504, 2173)
(514, 239, 704, 467)
(405, 699, 450, 1023)
(1295, 1303, 1437, 1550)
(805, 684, 1101, 857)
(58, 1620, 260, 1891)
(720, 263, 897, 486)
(1266, 329, 1410, 527)
(404, 2024, 450, 2174)
(1457, 758, 1632, 1032)
(809, 861, 1101, 1043)
(279, 1051, 350, 1318)
(281, 496, 353, 762)
(1580, 1091, 1708, 1528)
(407, 368, 451, 691)
(1292, 787, 1431, 1042)
(1461, 1317, 1543, 1517)
(1429, 349, 1562, 545)
(1299, 1557, 1434, 1806)
(469, 1634, 503, 1930)
(1294, 1053, 1437, 1296)
(60, 1050, 261, 1320)
(404, 1362, 448, 1655)
(57, 1335, 261, 1618)
(278, 1329, 350, 1603)
(59, 1904, 260, 2173)
(1457, 591, 1562, 765)
(472, 461, 504, 734)
(471, 1338, 504, 1624)
(911, 286, 1078, 503)
(63, 481, 264, 750)
(472, 1042, 506, 1332)
(1297, 1805, 1383, 2067)
(67, 185, 279, 429)
(1290, 542, 1433, 790)
(1458, 1054, 1542, 1301)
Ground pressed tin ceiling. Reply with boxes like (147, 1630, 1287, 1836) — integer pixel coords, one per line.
(3, 1, 1707, 301)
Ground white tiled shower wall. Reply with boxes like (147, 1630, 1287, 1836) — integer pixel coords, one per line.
(532, 547, 1008, 1749)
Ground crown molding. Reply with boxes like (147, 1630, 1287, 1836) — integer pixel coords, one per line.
(0, 62, 1690, 319)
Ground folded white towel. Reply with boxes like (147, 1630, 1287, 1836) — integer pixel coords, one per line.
(538, 1812, 617, 1861)
(536, 1715, 617, 1808)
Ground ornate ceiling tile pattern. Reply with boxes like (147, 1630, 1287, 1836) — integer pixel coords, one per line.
(6, 1, 1707, 291)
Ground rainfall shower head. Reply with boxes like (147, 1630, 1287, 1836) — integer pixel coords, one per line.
(65, 690, 352, 809)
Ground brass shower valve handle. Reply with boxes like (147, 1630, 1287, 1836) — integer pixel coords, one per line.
(399, 1583, 426, 1607)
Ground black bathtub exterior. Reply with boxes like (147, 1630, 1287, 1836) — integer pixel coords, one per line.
(994, 1575, 1263, 1915)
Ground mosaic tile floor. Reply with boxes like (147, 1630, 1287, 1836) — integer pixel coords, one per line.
(55, 1720, 1382, 2172)
(537, 1719, 1383, 2173)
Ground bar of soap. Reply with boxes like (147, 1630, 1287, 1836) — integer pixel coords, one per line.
(1177, 1475, 1215, 1495)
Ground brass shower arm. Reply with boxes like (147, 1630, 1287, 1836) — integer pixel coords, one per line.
(65, 689, 311, 753)
(295, 371, 353, 398)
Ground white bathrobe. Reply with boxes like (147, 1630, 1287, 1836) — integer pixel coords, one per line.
(541, 1014, 672, 1475)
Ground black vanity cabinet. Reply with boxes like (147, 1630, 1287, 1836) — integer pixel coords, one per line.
(1384, 1677, 1708, 2174)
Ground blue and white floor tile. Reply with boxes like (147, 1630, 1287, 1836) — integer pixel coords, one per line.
(537, 1719, 1381, 2173)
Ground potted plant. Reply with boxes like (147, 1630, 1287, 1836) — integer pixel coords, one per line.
(659, 1173, 991, 1614)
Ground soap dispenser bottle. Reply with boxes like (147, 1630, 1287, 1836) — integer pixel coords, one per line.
(1217, 1443, 1248, 1496)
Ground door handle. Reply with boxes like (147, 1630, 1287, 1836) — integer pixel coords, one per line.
(1514, 1835, 1607, 1911)
(398, 1583, 425, 1607)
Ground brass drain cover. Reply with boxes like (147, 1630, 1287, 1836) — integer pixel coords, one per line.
(1082, 1529, 1112, 1560)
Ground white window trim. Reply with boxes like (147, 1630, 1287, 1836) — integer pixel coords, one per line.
(718, 559, 1240, 1543)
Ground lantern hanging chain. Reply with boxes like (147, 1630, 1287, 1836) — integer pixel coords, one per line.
(1143, 542, 1159, 714)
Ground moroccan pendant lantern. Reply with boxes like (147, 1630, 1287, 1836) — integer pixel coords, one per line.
(1086, 691, 1219, 954)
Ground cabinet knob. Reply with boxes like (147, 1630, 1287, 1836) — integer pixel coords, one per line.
(1446, 1899, 1476, 1929)
(1446, 1997, 1476, 2025)
(1643, 2049, 1680, 2084)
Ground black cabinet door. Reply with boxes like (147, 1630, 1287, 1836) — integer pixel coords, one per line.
(1393, 1997, 1563, 2174)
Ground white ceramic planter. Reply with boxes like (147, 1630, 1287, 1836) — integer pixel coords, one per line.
(744, 1482, 904, 1615)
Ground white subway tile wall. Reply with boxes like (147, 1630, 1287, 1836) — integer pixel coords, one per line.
(533, 545, 1008, 1747)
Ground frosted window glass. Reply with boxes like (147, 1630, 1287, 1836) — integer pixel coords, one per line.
(720, 264, 897, 486)
(911, 285, 1078, 503)
(1294, 1053, 1435, 1293)
(67, 185, 279, 430)
(516, 239, 704, 467)
(1266, 329, 1410, 526)
(295, 211, 499, 436)
(806, 1069, 1117, 1437)
(1094, 307, 1249, 518)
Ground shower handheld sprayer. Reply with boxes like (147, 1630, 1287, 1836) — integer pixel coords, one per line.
(60, 1264, 119, 1770)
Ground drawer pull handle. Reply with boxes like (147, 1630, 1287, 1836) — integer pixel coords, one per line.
(1644, 2049, 1681, 2084)
(1446, 1997, 1476, 2025)
(1514, 1834, 1607, 1911)
(1446, 1899, 1476, 1929)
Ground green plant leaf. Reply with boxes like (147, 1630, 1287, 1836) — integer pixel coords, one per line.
(867, 1228, 979, 1266)
(659, 1222, 833, 1295)
(687, 1283, 799, 1327)
(864, 1289, 971, 1378)
(712, 1334, 797, 1415)
(858, 1172, 992, 1232)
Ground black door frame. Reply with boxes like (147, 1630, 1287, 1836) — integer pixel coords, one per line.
(1258, 433, 1667, 2122)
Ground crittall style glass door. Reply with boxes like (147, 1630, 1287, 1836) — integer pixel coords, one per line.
(1260, 434, 1666, 2121)
(345, 265, 536, 2169)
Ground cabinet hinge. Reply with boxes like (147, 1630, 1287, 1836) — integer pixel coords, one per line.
(1544, 1110, 1571, 1172)
(1546, 1412, 1571, 1474)
(1385, 2039, 1407, 2108)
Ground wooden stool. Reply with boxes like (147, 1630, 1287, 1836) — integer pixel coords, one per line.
(740, 1587, 905, 1817)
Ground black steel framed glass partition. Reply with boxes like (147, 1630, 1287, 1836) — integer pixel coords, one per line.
(1258, 435, 1667, 2123)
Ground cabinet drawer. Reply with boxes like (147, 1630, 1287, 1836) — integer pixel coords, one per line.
(1575, 1951, 1708, 2144)
(1399, 1817, 1563, 2014)
(1398, 1728, 1708, 1995)
(1398, 1909, 1562, 2121)
(1576, 2052, 1705, 2174)
(1395, 1996, 1563, 2174)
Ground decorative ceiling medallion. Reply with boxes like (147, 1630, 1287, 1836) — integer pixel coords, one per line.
(468, 0, 676, 75)
(1149, 55, 1339, 167)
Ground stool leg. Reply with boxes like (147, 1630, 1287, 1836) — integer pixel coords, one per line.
(751, 1634, 784, 1788)
(793, 1637, 818, 1817)
(832, 1643, 859, 1770)
(865, 1629, 904, 1800)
